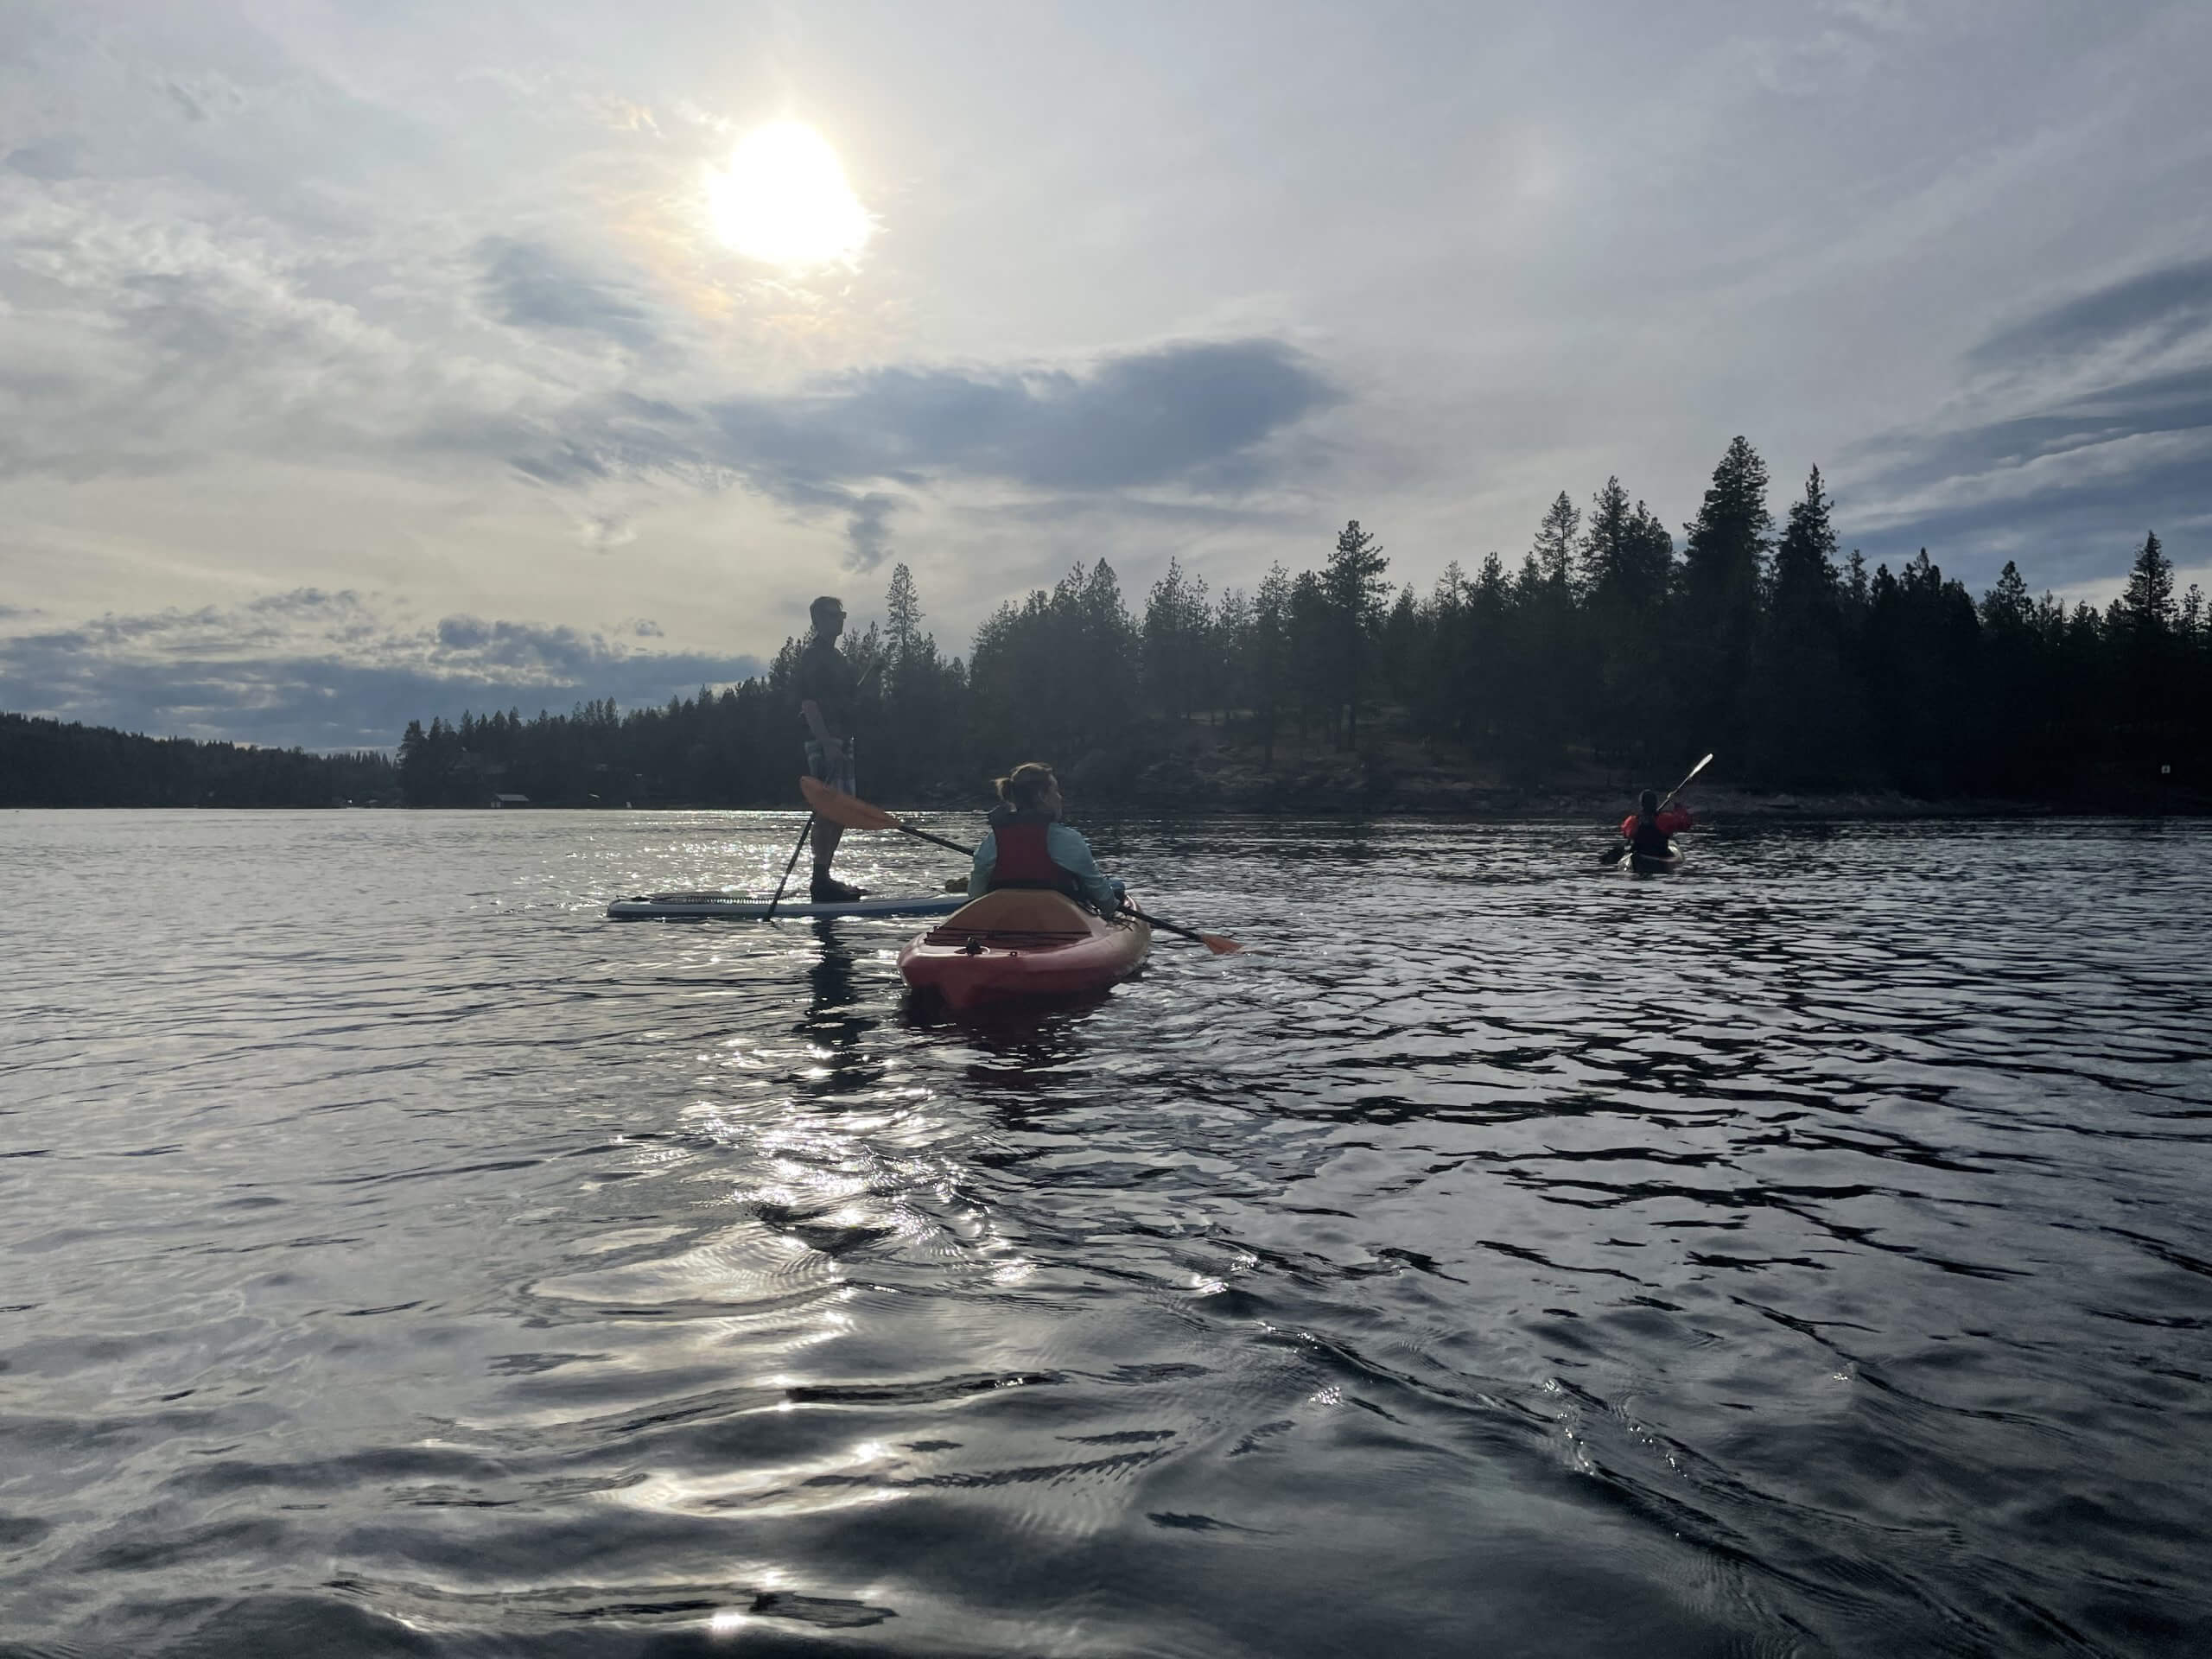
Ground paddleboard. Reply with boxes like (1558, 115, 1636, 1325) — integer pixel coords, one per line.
(607, 892, 970, 922)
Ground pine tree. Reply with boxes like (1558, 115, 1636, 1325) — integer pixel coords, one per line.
(1980, 561, 2031, 633)
(1680, 435, 1772, 754)
(1580, 484, 1675, 766)
(1577, 478, 1632, 601)
(1253, 563, 1291, 766)
(1322, 520, 1389, 747)
(1535, 492, 1579, 593)
(1751, 465, 1853, 782)
(885, 563, 924, 664)
(1142, 556, 1211, 721)
(1979, 562, 2047, 790)
(2120, 531, 2174, 638)
(2116, 531, 2180, 765)
(1287, 568, 1333, 746)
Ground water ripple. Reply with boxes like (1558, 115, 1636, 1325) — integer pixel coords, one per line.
(2, 810, 2208, 1656)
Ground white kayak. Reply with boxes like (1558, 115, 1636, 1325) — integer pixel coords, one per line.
(606, 892, 969, 922)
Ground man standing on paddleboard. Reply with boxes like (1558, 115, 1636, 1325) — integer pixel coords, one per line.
(797, 594, 867, 902)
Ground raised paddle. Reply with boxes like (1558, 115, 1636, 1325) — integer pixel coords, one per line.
(1602, 751, 1713, 866)
(798, 776, 1244, 955)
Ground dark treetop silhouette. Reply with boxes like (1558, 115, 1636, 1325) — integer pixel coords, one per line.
(382, 439, 2204, 812)
(7, 438, 2201, 811)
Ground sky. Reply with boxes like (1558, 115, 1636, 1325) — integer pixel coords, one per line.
(2, 0, 2208, 750)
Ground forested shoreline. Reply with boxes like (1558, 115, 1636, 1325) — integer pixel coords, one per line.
(8, 436, 2206, 813)
(396, 437, 2208, 813)
(0, 712, 394, 809)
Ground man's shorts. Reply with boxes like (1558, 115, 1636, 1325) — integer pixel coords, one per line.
(804, 737, 855, 796)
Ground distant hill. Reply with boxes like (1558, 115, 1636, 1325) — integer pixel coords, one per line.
(0, 711, 397, 808)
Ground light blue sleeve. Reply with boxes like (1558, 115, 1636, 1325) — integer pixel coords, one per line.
(1046, 823, 1122, 912)
(968, 830, 996, 899)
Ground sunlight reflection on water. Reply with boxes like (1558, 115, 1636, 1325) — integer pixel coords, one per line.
(1, 810, 2209, 1656)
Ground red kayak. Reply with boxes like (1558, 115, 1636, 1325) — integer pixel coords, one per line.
(898, 889, 1151, 1009)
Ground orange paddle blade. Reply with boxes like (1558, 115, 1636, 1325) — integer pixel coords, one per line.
(800, 774, 899, 830)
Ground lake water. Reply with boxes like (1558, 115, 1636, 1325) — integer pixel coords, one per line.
(3, 810, 2209, 1658)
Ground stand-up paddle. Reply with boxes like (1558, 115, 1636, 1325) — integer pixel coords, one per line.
(799, 776, 1244, 955)
(1602, 752, 1713, 866)
(800, 775, 972, 855)
(764, 811, 815, 919)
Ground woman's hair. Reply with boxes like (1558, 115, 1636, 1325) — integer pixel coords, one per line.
(995, 762, 1058, 810)
(1639, 788, 1659, 814)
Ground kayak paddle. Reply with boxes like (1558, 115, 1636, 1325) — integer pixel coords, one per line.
(1601, 752, 1713, 866)
(1117, 902, 1243, 956)
(798, 776, 1243, 954)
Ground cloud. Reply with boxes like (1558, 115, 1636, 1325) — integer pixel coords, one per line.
(509, 337, 1343, 567)
(4, 139, 80, 181)
(1838, 255, 2212, 583)
(2, 8, 1347, 593)
(0, 588, 765, 750)
(842, 491, 900, 573)
(1965, 257, 2212, 375)
(703, 338, 1338, 493)
(476, 235, 661, 352)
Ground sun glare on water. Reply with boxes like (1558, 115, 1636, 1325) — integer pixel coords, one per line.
(707, 122, 871, 269)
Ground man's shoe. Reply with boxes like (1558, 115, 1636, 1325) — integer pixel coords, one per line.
(809, 874, 866, 903)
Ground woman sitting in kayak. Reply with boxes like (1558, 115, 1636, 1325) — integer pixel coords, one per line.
(969, 763, 1125, 913)
(1621, 787, 1693, 856)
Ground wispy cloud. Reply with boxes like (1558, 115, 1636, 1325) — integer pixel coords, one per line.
(476, 235, 663, 352)
(1965, 257, 2212, 376)
(1839, 254, 2212, 580)
(0, 589, 764, 749)
(508, 338, 1342, 567)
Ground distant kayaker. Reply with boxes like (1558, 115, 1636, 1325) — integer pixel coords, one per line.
(797, 594, 867, 903)
(1622, 787, 1694, 857)
(969, 763, 1125, 913)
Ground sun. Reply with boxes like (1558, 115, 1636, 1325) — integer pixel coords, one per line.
(706, 122, 871, 269)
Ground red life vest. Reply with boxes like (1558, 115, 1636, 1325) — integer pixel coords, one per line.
(988, 818, 1081, 896)
(1619, 808, 1692, 838)
(1621, 807, 1693, 852)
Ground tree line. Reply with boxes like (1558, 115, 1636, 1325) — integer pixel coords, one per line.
(0, 711, 395, 807)
(10, 434, 2193, 810)
(395, 435, 2207, 809)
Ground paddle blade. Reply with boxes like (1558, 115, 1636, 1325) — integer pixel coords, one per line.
(800, 774, 899, 830)
(1599, 842, 1630, 866)
(1124, 903, 1243, 955)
